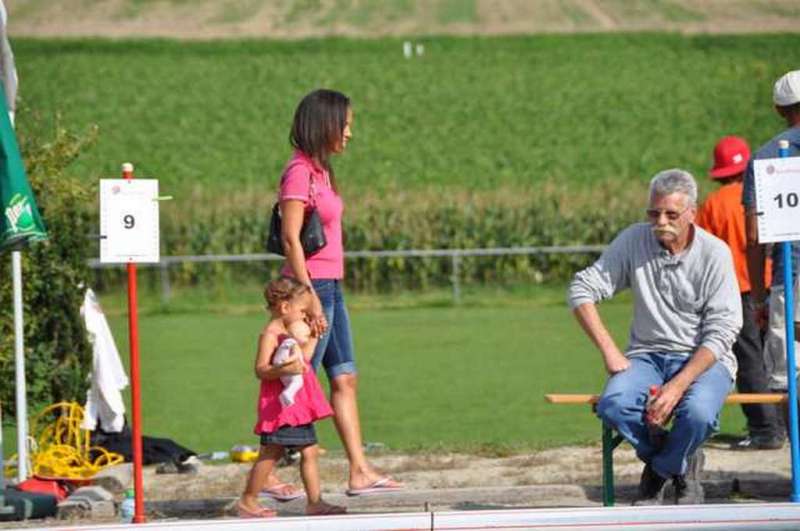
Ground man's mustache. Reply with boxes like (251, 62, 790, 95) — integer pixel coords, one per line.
(652, 226, 679, 237)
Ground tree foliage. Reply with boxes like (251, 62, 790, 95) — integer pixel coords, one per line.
(0, 119, 98, 417)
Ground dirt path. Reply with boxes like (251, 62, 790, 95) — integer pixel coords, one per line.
(1, 441, 791, 527)
(144, 440, 791, 502)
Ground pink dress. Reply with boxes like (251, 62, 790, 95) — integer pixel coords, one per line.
(253, 334, 333, 434)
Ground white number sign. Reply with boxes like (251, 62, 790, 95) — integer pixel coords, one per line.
(754, 157, 800, 244)
(100, 179, 160, 263)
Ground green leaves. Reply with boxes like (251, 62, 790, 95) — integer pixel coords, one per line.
(0, 122, 96, 416)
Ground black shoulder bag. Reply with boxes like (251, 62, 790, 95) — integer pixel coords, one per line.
(266, 175, 327, 256)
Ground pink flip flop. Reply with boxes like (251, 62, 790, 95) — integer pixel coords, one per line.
(260, 483, 305, 502)
(345, 476, 404, 496)
(236, 501, 277, 518)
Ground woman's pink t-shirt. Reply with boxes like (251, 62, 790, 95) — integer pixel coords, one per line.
(278, 150, 344, 279)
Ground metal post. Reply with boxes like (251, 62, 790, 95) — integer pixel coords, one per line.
(778, 141, 800, 502)
(602, 424, 614, 506)
(123, 163, 145, 523)
(12, 249, 27, 482)
(451, 253, 461, 304)
(159, 261, 171, 305)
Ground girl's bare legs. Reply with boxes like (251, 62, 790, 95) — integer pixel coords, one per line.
(240, 444, 283, 512)
(330, 373, 401, 490)
(301, 444, 345, 515)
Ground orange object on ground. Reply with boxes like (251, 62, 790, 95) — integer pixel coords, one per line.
(16, 477, 68, 502)
(695, 181, 771, 293)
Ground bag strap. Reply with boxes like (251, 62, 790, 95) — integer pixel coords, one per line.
(308, 172, 317, 208)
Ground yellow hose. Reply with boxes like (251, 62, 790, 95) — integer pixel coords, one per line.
(4, 402, 124, 480)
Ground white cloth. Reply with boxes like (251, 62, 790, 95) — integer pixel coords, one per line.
(80, 288, 128, 433)
(272, 337, 303, 407)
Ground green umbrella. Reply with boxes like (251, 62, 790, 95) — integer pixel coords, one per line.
(0, 84, 46, 250)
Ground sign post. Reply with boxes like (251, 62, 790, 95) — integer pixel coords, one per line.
(754, 140, 800, 501)
(100, 163, 160, 522)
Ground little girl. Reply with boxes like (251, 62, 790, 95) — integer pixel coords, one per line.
(237, 277, 346, 518)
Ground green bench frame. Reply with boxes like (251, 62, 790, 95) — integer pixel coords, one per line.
(546, 392, 787, 506)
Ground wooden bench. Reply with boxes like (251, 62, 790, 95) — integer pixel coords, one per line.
(545, 392, 788, 506)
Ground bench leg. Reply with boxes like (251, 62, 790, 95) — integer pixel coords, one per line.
(602, 423, 625, 507)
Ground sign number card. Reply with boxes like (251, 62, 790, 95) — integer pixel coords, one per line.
(754, 157, 800, 244)
(100, 179, 160, 263)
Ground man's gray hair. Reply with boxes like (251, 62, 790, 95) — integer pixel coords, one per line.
(649, 169, 698, 206)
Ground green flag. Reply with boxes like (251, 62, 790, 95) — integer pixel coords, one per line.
(0, 85, 46, 251)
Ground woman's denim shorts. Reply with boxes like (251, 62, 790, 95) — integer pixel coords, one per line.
(260, 424, 317, 449)
(311, 279, 357, 379)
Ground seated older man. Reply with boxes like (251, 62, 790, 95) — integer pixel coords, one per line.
(568, 169, 742, 505)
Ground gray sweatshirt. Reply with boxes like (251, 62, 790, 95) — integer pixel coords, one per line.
(568, 223, 742, 380)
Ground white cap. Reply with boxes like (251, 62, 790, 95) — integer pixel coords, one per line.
(773, 70, 800, 106)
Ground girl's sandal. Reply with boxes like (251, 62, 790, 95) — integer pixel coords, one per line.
(236, 501, 277, 518)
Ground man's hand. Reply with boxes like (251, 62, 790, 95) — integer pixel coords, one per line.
(647, 380, 686, 426)
(602, 349, 630, 374)
(572, 303, 629, 374)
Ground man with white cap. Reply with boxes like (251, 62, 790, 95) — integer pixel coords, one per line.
(742, 69, 800, 437)
(697, 136, 784, 450)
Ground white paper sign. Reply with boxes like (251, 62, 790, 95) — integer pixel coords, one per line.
(100, 179, 160, 263)
(754, 157, 800, 244)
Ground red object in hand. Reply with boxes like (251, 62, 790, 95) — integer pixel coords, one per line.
(645, 384, 660, 424)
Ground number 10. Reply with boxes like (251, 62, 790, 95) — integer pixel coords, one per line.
(773, 192, 799, 209)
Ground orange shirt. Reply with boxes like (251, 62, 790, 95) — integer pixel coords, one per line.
(695, 181, 770, 293)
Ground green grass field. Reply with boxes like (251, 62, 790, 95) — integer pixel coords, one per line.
(13, 33, 800, 199)
(4, 285, 748, 458)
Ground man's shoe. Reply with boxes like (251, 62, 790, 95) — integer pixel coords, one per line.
(668, 448, 705, 504)
(673, 474, 705, 504)
(632, 463, 667, 505)
(730, 436, 784, 451)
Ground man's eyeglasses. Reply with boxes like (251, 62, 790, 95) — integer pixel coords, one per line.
(645, 207, 689, 221)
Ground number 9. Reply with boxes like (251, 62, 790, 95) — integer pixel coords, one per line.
(123, 215, 135, 229)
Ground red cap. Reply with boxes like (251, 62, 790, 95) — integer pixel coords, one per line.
(710, 136, 750, 179)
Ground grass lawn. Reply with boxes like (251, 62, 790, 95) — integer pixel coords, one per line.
(2, 284, 748, 458)
(14, 33, 800, 197)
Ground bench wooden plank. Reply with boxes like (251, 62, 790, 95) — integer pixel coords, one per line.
(545, 393, 787, 405)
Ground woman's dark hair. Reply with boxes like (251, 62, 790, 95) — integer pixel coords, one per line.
(290, 89, 350, 192)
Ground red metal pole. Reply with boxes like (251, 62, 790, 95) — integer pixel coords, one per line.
(122, 162, 145, 523)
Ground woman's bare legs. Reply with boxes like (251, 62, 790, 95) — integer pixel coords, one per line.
(330, 373, 401, 490)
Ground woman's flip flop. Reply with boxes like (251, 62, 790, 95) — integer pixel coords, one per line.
(345, 476, 404, 496)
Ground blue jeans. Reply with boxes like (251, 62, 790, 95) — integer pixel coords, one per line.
(596, 353, 733, 478)
(311, 279, 357, 380)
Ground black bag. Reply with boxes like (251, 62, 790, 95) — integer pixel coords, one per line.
(266, 176, 327, 256)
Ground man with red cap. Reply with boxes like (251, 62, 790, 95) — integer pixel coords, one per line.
(696, 136, 783, 450)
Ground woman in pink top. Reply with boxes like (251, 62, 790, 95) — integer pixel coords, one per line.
(268, 89, 402, 497)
